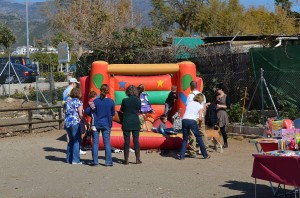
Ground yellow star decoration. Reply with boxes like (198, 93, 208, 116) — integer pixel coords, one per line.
(157, 80, 164, 87)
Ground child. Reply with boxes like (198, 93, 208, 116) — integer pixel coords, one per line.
(88, 91, 97, 132)
(138, 84, 154, 114)
(164, 85, 178, 117)
(172, 108, 182, 133)
(158, 115, 176, 136)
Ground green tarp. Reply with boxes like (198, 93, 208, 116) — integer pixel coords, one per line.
(250, 45, 300, 109)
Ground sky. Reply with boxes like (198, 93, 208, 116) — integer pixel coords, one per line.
(12, 0, 300, 12)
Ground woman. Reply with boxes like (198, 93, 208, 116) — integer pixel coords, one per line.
(179, 93, 210, 160)
(85, 84, 115, 166)
(216, 83, 230, 148)
(120, 85, 142, 165)
(64, 88, 84, 164)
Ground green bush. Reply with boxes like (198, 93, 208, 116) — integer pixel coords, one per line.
(40, 72, 66, 82)
(11, 89, 26, 99)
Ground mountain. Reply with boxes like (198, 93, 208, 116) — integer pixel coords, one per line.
(0, 0, 52, 47)
(0, 0, 153, 47)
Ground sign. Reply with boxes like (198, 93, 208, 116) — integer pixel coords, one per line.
(57, 42, 70, 63)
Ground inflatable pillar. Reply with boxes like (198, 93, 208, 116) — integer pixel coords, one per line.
(177, 61, 196, 115)
(89, 61, 110, 95)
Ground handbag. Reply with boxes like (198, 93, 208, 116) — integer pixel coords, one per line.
(79, 120, 86, 134)
(117, 111, 124, 123)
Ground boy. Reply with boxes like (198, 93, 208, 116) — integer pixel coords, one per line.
(164, 85, 178, 117)
(158, 115, 176, 136)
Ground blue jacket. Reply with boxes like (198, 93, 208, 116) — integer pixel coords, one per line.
(86, 97, 115, 128)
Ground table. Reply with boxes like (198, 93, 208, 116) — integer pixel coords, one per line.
(252, 154, 300, 197)
(249, 139, 279, 152)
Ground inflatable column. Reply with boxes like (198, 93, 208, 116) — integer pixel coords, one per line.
(80, 76, 90, 110)
(177, 61, 196, 115)
(90, 61, 110, 96)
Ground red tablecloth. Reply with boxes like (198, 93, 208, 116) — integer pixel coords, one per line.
(259, 142, 278, 152)
(252, 154, 300, 187)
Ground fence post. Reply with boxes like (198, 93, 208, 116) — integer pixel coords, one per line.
(28, 110, 32, 133)
(58, 107, 63, 130)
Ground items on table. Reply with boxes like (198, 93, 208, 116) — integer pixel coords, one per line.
(257, 150, 300, 157)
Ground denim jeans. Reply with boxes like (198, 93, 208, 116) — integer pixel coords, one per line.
(92, 131, 100, 165)
(180, 119, 208, 159)
(93, 126, 112, 165)
(66, 124, 81, 163)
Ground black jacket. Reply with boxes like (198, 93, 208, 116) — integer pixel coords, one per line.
(120, 95, 141, 131)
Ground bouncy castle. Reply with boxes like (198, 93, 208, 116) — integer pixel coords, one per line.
(80, 61, 202, 150)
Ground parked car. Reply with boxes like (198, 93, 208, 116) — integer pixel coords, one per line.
(0, 57, 37, 71)
(0, 63, 39, 84)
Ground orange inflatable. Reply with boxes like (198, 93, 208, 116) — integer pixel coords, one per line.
(80, 61, 201, 150)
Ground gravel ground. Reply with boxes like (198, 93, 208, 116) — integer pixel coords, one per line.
(0, 129, 277, 198)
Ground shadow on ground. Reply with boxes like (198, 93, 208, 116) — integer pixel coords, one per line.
(56, 134, 67, 142)
(43, 147, 66, 153)
(222, 180, 275, 198)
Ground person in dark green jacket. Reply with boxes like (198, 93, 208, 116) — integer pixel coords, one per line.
(120, 85, 142, 165)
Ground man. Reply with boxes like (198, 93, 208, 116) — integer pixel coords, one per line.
(186, 81, 209, 158)
(63, 78, 80, 104)
(63, 78, 86, 155)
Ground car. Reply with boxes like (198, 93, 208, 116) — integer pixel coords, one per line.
(0, 63, 39, 84)
(0, 57, 37, 71)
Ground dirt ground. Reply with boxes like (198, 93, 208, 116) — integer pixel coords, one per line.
(0, 129, 278, 198)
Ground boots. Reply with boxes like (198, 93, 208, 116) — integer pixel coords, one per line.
(223, 142, 228, 148)
(123, 149, 129, 165)
(135, 148, 142, 164)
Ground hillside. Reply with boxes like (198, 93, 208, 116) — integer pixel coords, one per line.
(0, 0, 49, 46)
(0, 0, 152, 47)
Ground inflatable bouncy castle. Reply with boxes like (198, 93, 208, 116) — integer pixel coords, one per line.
(80, 61, 202, 150)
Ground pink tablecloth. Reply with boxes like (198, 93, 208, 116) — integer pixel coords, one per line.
(252, 154, 300, 187)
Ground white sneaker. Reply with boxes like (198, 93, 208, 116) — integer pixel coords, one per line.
(114, 149, 123, 153)
(72, 162, 83, 165)
(80, 149, 86, 155)
(129, 148, 135, 153)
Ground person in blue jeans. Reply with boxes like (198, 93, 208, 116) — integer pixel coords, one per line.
(85, 84, 115, 166)
(179, 93, 210, 160)
(64, 88, 84, 164)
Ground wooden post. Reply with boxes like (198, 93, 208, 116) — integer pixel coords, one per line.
(58, 107, 63, 130)
(28, 110, 32, 133)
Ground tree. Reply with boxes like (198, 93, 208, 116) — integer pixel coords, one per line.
(0, 23, 16, 49)
(51, 32, 74, 49)
(149, 0, 208, 36)
(275, 0, 292, 15)
(43, 0, 133, 60)
(273, 6, 297, 34)
(205, 0, 244, 35)
(242, 6, 276, 35)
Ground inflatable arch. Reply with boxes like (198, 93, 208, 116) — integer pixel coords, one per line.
(80, 61, 203, 150)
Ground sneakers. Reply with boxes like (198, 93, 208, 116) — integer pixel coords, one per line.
(72, 162, 83, 165)
(204, 155, 211, 159)
(177, 154, 184, 160)
(114, 149, 123, 153)
(129, 148, 135, 153)
(80, 149, 86, 155)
